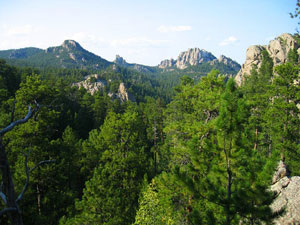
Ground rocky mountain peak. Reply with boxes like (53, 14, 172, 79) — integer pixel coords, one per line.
(45, 40, 83, 54)
(215, 55, 241, 71)
(235, 33, 299, 85)
(114, 55, 128, 66)
(61, 40, 83, 51)
(158, 58, 176, 69)
(176, 48, 216, 69)
(158, 48, 240, 73)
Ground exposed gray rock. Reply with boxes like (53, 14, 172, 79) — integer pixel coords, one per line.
(272, 160, 290, 184)
(158, 48, 240, 72)
(61, 40, 82, 51)
(211, 55, 241, 71)
(73, 75, 135, 102)
(235, 33, 299, 85)
(117, 83, 136, 102)
(108, 82, 136, 102)
(270, 161, 300, 225)
(72, 74, 106, 95)
(114, 55, 128, 66)
(46, 40, 83, 54)
(113, 55, 154, 73)
(158, 58, 176, 69)
(176, 48, 216, 69)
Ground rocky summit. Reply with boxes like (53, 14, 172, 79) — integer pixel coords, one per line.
(159, 47, 240, 72)
(176, 48, 216, 69)
(235, 33, 299, 85)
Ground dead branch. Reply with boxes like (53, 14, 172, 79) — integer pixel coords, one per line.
(16, 157, 55, 203)
(0, 103, 39, 137)
(30, 160, 55, 173)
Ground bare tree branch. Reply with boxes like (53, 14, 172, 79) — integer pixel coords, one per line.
(0, 207, 18, 217)
(30, 160, 55, 173)
(0, 103, 39, 137)
(16, 157, 55, 203)
(0, 192, 7, 205)
(0, 182, 7, 205)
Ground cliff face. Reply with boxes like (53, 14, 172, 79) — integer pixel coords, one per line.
(158, 48, 240, 72)
(175, 48, 216, 69)
(235, 33, 299, 85)
(73, 74, 135, 102)
(109, 82, 136, 102)
(72, 74, 107, 95)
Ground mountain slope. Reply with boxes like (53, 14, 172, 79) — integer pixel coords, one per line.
(0, 47, 43, 59)
(0, 40, 111, 69)
(0, 42, 240, 76)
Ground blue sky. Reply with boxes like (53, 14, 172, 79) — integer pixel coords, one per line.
(0, 0, 298, 66)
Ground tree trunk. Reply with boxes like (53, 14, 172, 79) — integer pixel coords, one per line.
(0, 140, 23, 225)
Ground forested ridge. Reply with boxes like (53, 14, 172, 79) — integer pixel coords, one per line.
(0, 34, 300, 225)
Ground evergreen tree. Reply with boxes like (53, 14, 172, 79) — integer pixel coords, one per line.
(62, 105, 150, 224)
(267, 63, 300, 174)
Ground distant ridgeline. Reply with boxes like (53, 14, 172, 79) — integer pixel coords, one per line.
(0, 40, 111, 69)
(0, 40, 241, 102)
(0, 40, 240, 74)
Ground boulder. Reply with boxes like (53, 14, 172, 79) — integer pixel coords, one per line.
(270, 161, 300, 225)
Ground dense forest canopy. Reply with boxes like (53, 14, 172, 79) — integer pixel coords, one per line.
(0, 35, 300, 224)
(1, 2, 300, 221)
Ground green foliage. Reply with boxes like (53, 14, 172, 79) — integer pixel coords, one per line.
(63, 105, 150, 224)
(1, 45, 300, 225)
(287, 48, 299, 65)
(134, 173, 189, 225)
(268, 63, 300, 174)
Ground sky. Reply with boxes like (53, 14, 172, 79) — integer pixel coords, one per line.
(0, 0, 298, 66)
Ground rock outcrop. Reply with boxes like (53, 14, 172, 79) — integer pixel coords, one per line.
(73, 75, 135, 102)
(176, 48, 216, 69)
(158, 48, 240, 72)
(270, 160, 300, 224)
(72, 74, 106, 95)
(114, 55, 128, 67)
(235, 33, 299, 85)
(113, 55, 154, 73)
(109, 82, 136, 102)
(159, 58, 176, 69)
(211, 55, 241, 71)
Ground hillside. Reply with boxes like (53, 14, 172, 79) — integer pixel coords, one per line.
(0, 42, 240, 77)
(0, 40, 111, 69)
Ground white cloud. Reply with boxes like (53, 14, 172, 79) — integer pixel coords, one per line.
(0, 24, 40, 49)
(219, 36, 238, 46)
(110, 37, 168, 47)
(157, 25, 192, 33)
(4, 24, 33, 37)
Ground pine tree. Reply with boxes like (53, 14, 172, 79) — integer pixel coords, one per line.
(267, 63, 300, 174)
(62, 105, 150, 224)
